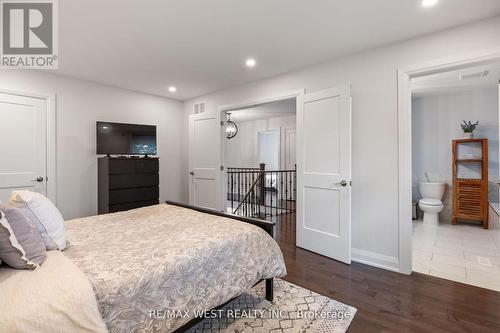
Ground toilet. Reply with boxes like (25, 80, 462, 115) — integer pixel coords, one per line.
(418, 182, 446, 225)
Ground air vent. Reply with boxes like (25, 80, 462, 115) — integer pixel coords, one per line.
(193, 102, 205, 114)
(459, 70, 489, 81)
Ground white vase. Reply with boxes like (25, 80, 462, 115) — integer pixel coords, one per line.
(463, 132, 473, 139)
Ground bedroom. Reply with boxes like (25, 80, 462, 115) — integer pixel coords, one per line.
(1, 1, 500, 332)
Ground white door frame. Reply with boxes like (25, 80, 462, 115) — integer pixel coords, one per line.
(282, 126, 296, 170)
(397, 47, 500, 274)
(0, 89, 57, 204)
(219, 89, 305, 212)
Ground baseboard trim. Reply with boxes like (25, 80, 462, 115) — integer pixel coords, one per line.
(352, 248, 401, 273)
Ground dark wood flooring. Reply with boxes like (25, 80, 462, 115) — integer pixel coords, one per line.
(274, 214, 500, 333)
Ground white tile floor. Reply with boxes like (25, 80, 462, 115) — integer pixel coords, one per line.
(412, 220, 500, 292)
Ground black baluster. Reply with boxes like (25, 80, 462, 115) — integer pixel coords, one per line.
(257, 173, 261, 218)
(279, 172, 283, 212)
(244, 172, 247, 216)
(270, 172, 273, 220)
(285, 171, 288, 207)
(293, 165, 297, 208)
(237, 172, 240, 213)
(230, 173, 234, 212)
(251, 173, 254, 216)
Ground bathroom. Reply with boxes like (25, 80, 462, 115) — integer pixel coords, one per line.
(411, 62, 500, 291)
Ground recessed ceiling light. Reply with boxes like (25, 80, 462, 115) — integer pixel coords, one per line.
(168, 86, 177, 93)
(245, 58, 256, 68)
(422, 0, 438, 8)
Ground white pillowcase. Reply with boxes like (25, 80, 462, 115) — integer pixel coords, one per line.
(9, 191, 66, 251)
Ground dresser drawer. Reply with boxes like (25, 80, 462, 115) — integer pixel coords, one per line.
(109, 173, 159, 190)
(134, 159, 159, 173)
(109, 200, 159, 213)
(109, 187, 159, 204)
(108, 159, 159, 174)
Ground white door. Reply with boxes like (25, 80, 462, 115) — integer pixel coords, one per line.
(189, 110, 222, 210)
(0, 93, 47, 202)
(296, 86, 352, 263)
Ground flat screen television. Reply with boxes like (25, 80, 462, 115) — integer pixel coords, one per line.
(96, 121, 157, 155)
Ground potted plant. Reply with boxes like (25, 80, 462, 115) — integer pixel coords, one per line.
(461, 120, 479, 139)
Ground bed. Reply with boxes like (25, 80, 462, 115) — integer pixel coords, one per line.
(62, 202, 287, 332)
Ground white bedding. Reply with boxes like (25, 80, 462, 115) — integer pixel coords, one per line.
(63, 204, 287, 332)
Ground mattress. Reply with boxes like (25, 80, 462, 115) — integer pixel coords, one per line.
(64, 204, 287, 332)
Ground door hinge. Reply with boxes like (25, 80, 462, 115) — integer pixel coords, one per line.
(350, 181, 352, 186)
(220, 121, 224, 126)
(220, 165, 224, 171)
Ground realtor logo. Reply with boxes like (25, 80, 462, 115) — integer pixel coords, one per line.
(1, 0, 58, 69)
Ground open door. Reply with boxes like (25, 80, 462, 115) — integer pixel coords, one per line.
(189, 110, 222, 210)
(296, 86, 352, 263)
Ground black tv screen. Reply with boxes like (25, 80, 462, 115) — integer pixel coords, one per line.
(96, 121, 157, 155)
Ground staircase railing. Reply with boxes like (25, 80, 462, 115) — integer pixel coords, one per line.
(227, 163, 296, 220)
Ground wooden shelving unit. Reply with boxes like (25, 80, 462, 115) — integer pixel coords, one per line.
(452, 138, 488, 229)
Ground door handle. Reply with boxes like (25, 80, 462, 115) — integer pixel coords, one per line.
(32, 176, 44, 182)
(189, 171, 195, 176)
(334, 180, 348, 187)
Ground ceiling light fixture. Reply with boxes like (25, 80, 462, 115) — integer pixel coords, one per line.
(225, 112, 238, 139)
(245, 58, 256, 68)
(422, 0, 438, 8)
(168, 86, 177, 93)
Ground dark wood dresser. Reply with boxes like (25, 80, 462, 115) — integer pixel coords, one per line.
(98, 157, 159, 214)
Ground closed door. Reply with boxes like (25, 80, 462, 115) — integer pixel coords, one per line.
(189, 110, 222, 210)
(296, 86, 352, 263)
(0, 92, 47, 202)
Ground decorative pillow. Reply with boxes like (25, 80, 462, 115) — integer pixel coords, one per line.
(9, 191, 66, 250)
(0, 251, 108, 333)
(0, 205, 46, 269)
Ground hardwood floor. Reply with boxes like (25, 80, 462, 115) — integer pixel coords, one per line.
(275, 214, 500, 333)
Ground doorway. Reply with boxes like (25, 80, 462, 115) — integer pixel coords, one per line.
(223, 98, 296, 223)
(398, 50, 500, 290)
(189, 86, 353, 264)
(258, 130, 280, 170)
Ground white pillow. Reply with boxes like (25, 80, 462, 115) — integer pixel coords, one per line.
(9, 191, 66, 251)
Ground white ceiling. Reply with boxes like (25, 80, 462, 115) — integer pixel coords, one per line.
(412, 62, 500, 97)
(229, 98, 296, 122)
(55, 0, 500, 100)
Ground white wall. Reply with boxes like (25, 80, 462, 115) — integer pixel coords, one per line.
(224, 115, 296, 169)
(0, 71, 183, 219)
(412, 88, 499, 222)
(182, 16, 500, 271)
